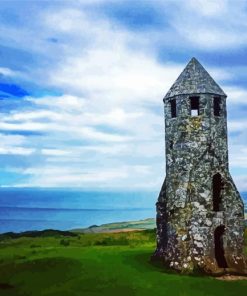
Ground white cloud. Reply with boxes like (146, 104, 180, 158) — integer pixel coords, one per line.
(0, 67, 20, 77)
(15, 164, 152, 188)
(225, 87, 247, 105)
(234, 175, 247, 192)
(228, 120, 247, 132)
(0, 133, 34, 155)
(41, 149, 72, 156)
(0, 147, 34, 156)
(165, 0, 247, 50)
(0, 134, 26, 146)
(186, 0, 228, 16)
(48, 46, 182, 103)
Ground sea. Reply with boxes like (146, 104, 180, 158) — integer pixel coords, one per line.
(0, 188, 158, 233)
(0, 188, 246, 234)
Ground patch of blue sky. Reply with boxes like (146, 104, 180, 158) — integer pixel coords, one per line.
(158, 48, 247, 78)
(2, 174, 32, 187)
(0, 130, 44, 137)
(0, 45, 35, 72)
(98, 1, 167, 31)
(0, 83, 29, 98)
(0, 170, 23, 186)
(224, 78, 247, 89)
(31, 88, 63, 98)
(0, 0, 54, 39)
(0, 154, 32, 169)
(0, 5, 24, 27)
(95, 125, 130, 136)
(157, 48, 194, 65)
(0, 77, 63, 100)
(55, 138, 94, 147)
(230, 167, 247, 176)
(228, 105, 247, 120)
(197, 50, 247, 67)
(0, 44, 59, 83)
(143, 105, 163, 116)
(0, 92, 11, 99)
(47, 37, 59, 44)
(228, 131, 242, 138)
(0, 98, 40, 118)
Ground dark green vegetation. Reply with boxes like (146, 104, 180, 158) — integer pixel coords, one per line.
(0, 228, 246, 296)
(1, 229, 78, 239)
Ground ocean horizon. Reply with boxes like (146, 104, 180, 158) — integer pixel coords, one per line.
(0, 188, 158, 233)
(0, 188, 246, 234)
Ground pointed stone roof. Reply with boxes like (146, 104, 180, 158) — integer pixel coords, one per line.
(164, 57, 226, 99)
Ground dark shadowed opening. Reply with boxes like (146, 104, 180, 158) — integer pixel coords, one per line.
(170, 99, 176, 118)
(214, 225, 228, 268)
(190, 96, 199, 116)
(214, 96, 221, 116)
(213, 173, 222, 211)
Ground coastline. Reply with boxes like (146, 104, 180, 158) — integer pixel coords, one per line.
(1, 214, 246, 237)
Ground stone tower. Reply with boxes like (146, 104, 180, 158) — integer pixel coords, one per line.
(154, 57, 246, 275)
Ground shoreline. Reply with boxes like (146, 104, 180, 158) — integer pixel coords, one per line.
(0, 218, 156, 236)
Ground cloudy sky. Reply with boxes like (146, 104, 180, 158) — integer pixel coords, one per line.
(0, 0, 247, 190)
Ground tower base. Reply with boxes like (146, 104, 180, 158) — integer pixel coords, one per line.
(153, 177, 247, 276)
(152, 252, 247, 275)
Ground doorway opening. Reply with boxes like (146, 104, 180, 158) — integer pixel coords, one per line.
(214, 225, 228, 268)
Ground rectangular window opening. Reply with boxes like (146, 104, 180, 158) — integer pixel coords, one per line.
(190, 96, 199, 116)
(170, 99, 176, 118)
(214, 96, 221, 116)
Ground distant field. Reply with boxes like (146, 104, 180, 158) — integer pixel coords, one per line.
(72, 218, 156, 233)
(0, 228, 247, 296)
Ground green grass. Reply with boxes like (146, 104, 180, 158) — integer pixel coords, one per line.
(0, 229, 246, 296)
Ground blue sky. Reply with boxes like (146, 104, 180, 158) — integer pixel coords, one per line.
(0, 0, 247, 190)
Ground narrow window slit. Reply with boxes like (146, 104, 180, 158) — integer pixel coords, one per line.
(170, 99, 176, 118)
(213, 173, 222, 211)
(214, 96, 221, 116)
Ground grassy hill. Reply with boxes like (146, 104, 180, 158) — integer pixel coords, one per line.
(72, 218, 156, 233)
(0, 227, 246, 296)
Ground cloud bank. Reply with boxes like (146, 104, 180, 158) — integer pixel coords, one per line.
(0, 0, 247, 190)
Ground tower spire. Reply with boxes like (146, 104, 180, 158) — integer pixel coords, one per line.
(164, 57, 226, 99)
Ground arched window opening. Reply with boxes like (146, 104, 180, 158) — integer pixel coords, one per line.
(214, 225, 228, 268)
(213, 173, 222, 211)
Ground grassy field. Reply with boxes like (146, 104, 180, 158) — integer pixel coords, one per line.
(0, 228, 246, 296)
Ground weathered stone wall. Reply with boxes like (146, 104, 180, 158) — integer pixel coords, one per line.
(154, 92, 246, 274)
